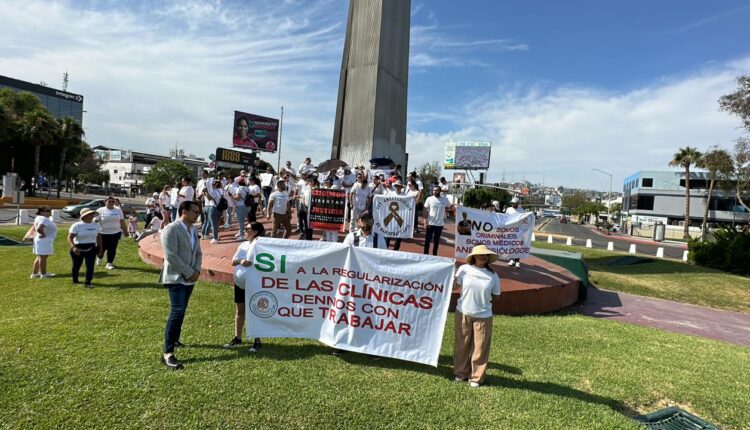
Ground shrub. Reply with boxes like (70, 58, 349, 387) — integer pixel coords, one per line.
(462, 187, 511, 209)
(690, 228, 750, 275)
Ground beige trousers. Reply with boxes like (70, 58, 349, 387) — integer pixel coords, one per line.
(453, 311, 493, 384)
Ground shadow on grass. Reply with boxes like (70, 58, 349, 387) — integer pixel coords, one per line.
(585, 255, 710, 276)
(483, 373, 639, 416)
(92, 282, 163, 289)
(571, 287, 625, 319)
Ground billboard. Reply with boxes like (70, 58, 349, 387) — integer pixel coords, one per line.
(233, 111, 279, 153)
(443, 141, 491, 170)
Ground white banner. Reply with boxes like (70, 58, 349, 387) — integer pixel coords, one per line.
(244, 237, 455, 366)
(372, 195, 415, 239)
(454, 207, 535, 260)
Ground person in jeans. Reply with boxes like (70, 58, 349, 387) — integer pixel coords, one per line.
(96, 196, 129, 270)
(423, 186, 451, 255)
(246, 176, 261, 224)
(159, 200, 202, 370)
(201, 179, 222, 244)
(453, 245, 501, 388)
(232, 176, 249, 240)
(267, 180, 292, 239)
(224, 222, 265, 352)
(67, 208, 102, 288)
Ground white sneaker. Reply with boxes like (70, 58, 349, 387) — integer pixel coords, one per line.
(105, 263, 115, 270)
(96, 257, 102, 266)
(30, 273, 41, 279)
(233, 233, 241, 238)
(41, 273, 56, 278)
(507, 259, 515, 266)
(469, 381, 481, 388)
(210, 239, 219, 244)
(515, 262, 521, 268)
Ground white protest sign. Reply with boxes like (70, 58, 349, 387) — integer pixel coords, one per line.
(372, 195, 415, 239)
(244, 238, 455, 366)
(260, 173, 273, 187)
(454, 206, 535, 260)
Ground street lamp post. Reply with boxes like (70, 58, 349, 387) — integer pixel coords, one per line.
(592, 168, 613, 223)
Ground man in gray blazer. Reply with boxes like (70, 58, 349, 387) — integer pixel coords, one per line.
(160, 200, 202, 370)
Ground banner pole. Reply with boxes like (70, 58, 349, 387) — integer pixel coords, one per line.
(277, 106, 284, 174)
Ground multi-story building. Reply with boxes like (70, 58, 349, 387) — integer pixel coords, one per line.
(623, 171, 749, 227)
(0, 75, 84, 123)
(92, 146, 208, 196)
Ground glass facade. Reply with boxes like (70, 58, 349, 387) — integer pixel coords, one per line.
(0, 75, 84, 124)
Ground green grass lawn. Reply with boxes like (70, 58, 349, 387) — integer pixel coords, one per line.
(533, 241, 750, 314)
(1, 226, 749, 429)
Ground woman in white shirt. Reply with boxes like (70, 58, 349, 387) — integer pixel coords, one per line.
(68, 208, 103, 288)
(453, 245, 501, 388)
(201, 179, 223, 244)
(96, 196, 129, 270)
(224, 222, 265, 352)
(30, 206, 57, 278)
(246, 176, 261, 224)
(159, 185, 172, 228)
(406, 179, 422, 233)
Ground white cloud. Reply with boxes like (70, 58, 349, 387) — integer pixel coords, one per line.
(406, 62, 750, 188)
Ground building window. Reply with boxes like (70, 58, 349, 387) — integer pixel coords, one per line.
(113, 169, 118, 174)
(636, 195, 654, 210)
(642, 178, 653, 187)
(679, 179, 708, 189)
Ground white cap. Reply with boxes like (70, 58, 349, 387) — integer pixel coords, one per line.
(511, 197, 520, 203)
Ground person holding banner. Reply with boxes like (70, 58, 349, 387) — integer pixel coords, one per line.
(224, 222, 265, 352)
(423, 186, 451, 256)
(348, 174, 372, 232)
(505, 197, 525, 268)
(453, 245, 501, 388)
(406, 179, 422, 233)
(343, 213, 386, 249)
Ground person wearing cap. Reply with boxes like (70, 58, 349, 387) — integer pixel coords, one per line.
(224, 222, 265, 352)
(30, 206, 57, 279)
(453, 245, 501, 388)
(67, 208, 103, 288)
(298, 157, 315, 179)
(505, 197, 525, 268)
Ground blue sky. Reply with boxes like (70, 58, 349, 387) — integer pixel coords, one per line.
(1, 0, 749, 189)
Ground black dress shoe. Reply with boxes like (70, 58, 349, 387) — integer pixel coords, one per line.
(174, 341, 185, 348)
(161, 355, 184, 370)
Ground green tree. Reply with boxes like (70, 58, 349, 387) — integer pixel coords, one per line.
(20, 108, 59, 196)
(697, 146, 734, 238)
(562, 192, 588, 215)
(0, 89, 47, 180)
(144, 160, 192, 193)
(669, 146, 702, 239)
(54, 117, 85, 198)
(416, 161, 442, 189)
(75, 153, 109, 188)
(719, 75, 750, 132)
(719, 76, 750, 216)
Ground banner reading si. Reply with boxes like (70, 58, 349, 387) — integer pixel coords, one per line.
(244, 238, 455, 366)
(454, 207, 535, 260)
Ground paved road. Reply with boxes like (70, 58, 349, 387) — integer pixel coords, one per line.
(0, 192, 147, 224)
(538, 218, 687, 260)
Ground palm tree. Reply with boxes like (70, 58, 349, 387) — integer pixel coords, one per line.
(55, 117, 85, 198)
(696, 147, 734, 239)
(20, 108, 59, 197)
(669, 146, 702, 239)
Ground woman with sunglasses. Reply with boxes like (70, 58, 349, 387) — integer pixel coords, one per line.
(96, 196, 129, 269)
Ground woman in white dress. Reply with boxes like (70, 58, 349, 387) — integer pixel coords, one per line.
(31, 206, 57, 278)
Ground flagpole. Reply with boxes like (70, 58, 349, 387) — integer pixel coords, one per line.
(277, 106, 284, 173)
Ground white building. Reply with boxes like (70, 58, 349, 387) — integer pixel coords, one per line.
(93, 146, 208, 196)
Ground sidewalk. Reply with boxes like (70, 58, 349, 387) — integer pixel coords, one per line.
(575, 287, 750, 348)
(583, 225, 688, 249)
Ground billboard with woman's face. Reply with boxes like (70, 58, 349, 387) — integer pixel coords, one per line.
(233, 111, 279, 153)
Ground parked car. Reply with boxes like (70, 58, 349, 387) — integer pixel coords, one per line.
(62, 199, 133, 218)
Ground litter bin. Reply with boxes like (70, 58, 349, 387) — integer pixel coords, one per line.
(653, 222, 665, 242)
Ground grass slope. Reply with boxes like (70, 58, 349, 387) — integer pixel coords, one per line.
(0, 226, 748, 429)
(533, 242, 750, 314)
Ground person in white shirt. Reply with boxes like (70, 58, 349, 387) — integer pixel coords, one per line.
(407, 179, 423, 234)
(368, 176, 386, 212)
(385, 181, 406, 250)
(169, 182, 180, 221)
(232, 177, 249, 240)
(505, 197, 526, 268)
(453, 245, 501, 388)
(409, 171, 424, 191)
(159, 185, 173, 228)
(96, 196, 129, 270)
(246, 176, 261, 224)
(298, 157, 315, 179)
(196, 170, 210, 200)
(136, 213, 163, 243)
(267, 181, 292, 239)
(201, 179, 223, 244)
(439, 177, 451, 193)
(343, 213, 386, 249)
(348, 174, 372, 232)
(224, 222, 265, 352)
(145, 192, 158, 208)
(67, 208, 103, 288)
(423, 186, 451, 256)
(284, 161, 297, 178)
(30, 206, 57, 278)
(222, 180, 237, 229)
(178, 176, 195, 205)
